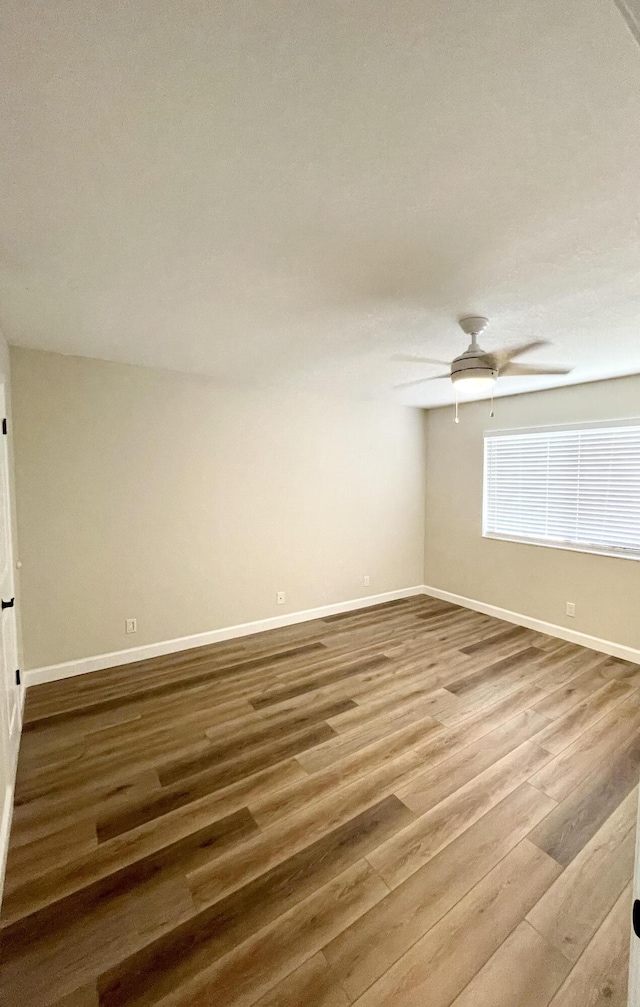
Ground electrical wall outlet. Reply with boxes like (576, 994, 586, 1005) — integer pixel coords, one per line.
(276, 591, 285, 605)
(125, 618, 137, 634)
(363, 575, 370, 587)
(566, 602, 576, 618)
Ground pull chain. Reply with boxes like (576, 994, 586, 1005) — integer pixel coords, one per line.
(490, 387, 494, 419)
(454, 390, 459, 424)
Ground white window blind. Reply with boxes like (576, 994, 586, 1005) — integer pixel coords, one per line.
(483, 421, 640, 560)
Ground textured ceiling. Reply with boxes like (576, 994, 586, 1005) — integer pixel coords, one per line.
(2, 0, 640, 407)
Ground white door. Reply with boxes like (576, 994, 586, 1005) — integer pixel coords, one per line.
(0, 385, 19, 760)
(629, 814, 640, 1006)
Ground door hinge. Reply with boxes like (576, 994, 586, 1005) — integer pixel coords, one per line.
(1, 597, 15, 610)
(15, 669, 20, 687)
(2, 418, 6, 435)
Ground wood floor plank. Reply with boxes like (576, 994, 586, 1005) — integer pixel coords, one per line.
(51, 984, 100, 1007)
(547, 882, 633, 1007)
(529, 649, 612, 694)
(435, 679, 547, 728)
(444, 646, 543, 695)
(295, 708, 441, 775)
(9, 755, 302, 857)
(97, 859, 389, 1007)
(189, 751, 436, 909)
(598, 656, 640, 680)
(323, 783, 556, 1001)
(528, 731, 640, 866)
(459, 625, 532, 655)
(350, 840, 562, 1007)
(23, 638, 272, 708)
(2, 762, 306, 927)
(252, 953, 349, 1007)
(206, 696, 357, 751)
(322, 598, 413, 623)
(1, 873, 196, 1006)
(23, 643, 328, 729)
(8, 767, 164, 850)
(4, 819, 98, 887)
(99, 797, 410, 1002)
(533, 679, 635, 755)
(249, 655, 391, 709)
(530, 664, 610, 720)
(0, 808, 257, 952)
(158, 718, 342, 787)
(249, 685, 547, 835)
(98, 798, 412, 1002)
(14, 734, 212, 807)
(448, 920, 570, 1007)
(326, 687, 457, 734)
(78, 703, 257, 761)
(21, 702, 152, 742)
(96, 723, 335, 841)
(368, 739, 554, 889)
(396, 709, 549, 815)
(526, 786, 637, 963)
(529, 691, 640, 802)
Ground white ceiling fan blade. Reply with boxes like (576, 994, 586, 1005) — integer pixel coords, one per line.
(500, 362, 573, 377)
(478, 339, 549, 368)
(391, 354, 451, 366)
(393, 374, 450, 389)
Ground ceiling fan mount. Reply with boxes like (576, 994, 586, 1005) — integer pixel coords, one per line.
(458, 315, 489, 339)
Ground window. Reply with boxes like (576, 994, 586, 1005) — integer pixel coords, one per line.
(483, 420, 640, 560)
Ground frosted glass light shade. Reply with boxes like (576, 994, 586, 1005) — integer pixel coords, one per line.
(452, 373, 497, 395)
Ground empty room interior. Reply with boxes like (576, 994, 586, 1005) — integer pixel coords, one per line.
(3, 2, 640, 1006)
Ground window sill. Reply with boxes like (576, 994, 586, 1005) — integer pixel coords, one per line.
(482, 532, 640, 563)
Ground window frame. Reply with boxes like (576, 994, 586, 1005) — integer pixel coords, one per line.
(482, 417, 640, 563)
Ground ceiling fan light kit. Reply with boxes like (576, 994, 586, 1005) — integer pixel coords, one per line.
(451, 372, 497, 391)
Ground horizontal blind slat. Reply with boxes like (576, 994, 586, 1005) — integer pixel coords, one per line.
(484, 422, 640, 558)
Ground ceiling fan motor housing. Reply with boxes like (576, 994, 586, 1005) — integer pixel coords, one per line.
(451, 351, 498, 384)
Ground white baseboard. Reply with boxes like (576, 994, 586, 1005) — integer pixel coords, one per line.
(24, 586, 426, 687)
(23, 581, 640, 688)
(423, 585, 640, 666)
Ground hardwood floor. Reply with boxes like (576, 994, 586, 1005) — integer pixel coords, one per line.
(1, 595, 638, 1006)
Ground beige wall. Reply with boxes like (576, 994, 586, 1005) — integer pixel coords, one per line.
(11, 347, 426, 669)
(424, 375, 640, 651)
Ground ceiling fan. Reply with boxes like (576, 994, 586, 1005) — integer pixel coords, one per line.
(393, 316, 572, 395)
